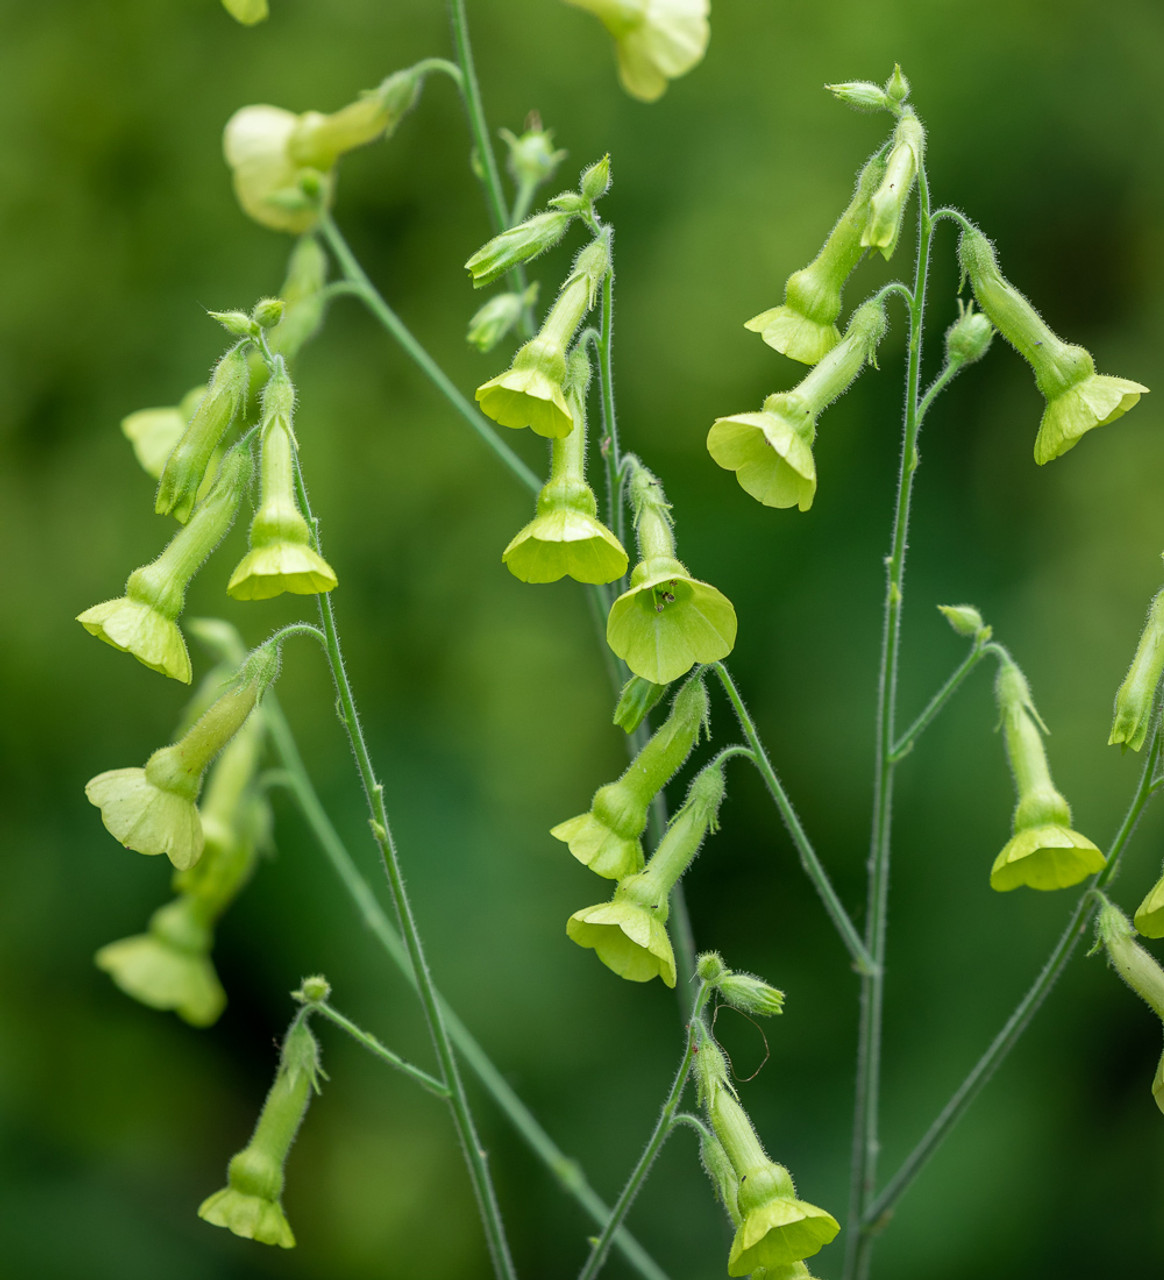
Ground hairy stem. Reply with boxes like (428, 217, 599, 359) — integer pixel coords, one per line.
(312, 1001, 450, 1098)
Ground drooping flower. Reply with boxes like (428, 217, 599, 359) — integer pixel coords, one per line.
(476, 234, 609, 438)
(78, 444, 253, 683)
(86, 646, 278, 869)
(745, 151, 885, 364)
(199, 1015, 323, 1247)
(227, 364, 337, 600)
(552, 674, 707, 878)
(503, 349, 626, 583)
(567, 762, 724, 985)
(563, 0, 710, 103)
(711, 299, 886, 511)
(96, 897, 226, 1028)
(959, 226, 1148, 463)
(223, 70, 425, 233)
(990, 658, 1105, 891)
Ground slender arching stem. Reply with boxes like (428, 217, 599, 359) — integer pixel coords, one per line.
(844, 161, 936, 1280)
(446, 0, 509, 235)
(310, 1001, 451, 1098)
(576, 983, 713, 1280)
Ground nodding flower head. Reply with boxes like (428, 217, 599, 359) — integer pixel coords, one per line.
(566, 872, 677, 987)
(708, 392, 818, 511)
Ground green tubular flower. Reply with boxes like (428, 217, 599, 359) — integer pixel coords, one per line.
(223, 71, 423, 234)
(711, 300, 886, 511)
(122, 385, 207, 480)
(1110, 588, 1164, 752)
(861, 110, 924, 260)
(78, 444, 252, 683)
(990, 659, 1104, 891)
(465, 211, 574, 289)
(1096, 896, 1164, 1114)
(476, 236, 608, 438)
(503, 354, 627, 584)
(85, 647, 278, 869)
(156, 345, 250, 523)
(552, 675, 708, 878)
(228, 366, 337, 600)
(959, 226, 1148, 463)
(746, 152, 885, 365)
(563, 0, 710, 103)
(566, 762, 724, 985)
(96, 897, 226, 1028)
(199, 1016, 323, 1247)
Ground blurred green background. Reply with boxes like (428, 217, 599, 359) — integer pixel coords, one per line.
(5, 1, 1164, 1276)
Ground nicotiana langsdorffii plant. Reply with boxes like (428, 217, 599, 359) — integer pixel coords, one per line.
(79, 3, 1164, 1275)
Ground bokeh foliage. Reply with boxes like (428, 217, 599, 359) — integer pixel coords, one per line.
(4, 1, 1164, 1276)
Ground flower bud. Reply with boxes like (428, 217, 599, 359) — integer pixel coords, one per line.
(937, 603, 990, 639)
(121, 385, 208, 481)
(552, 675, 708, 877)
(1096, 896, 1164, 1113)
(500, 117, 568, 193)
(228, 366, 338, 600)
(79, 445, 252, 683)
(252, 297, 285, 329)
(580, 154, 612, 202)
(944, 300, 994, 367)
(199, 1016, 323, 1247)
(209, 309, 259, 339)
(1109, 588, 1164, 753)
(716, 971, 786, 1018)
(694, 1027, 734, 1106)
(885, 63, 910, 105)
(295, 974, 332, 1005)
(466, 287, 534, 354)
(222, 0, 267, 23)
(824, 80, 891, 112)
(861, 111, 925, 260)
(465, 211, 575, 289)
(699, 1129, 741, 1219)
(563, 0, 710, 103)
(156, 345, 250, 523)
(958, 226, 1148, 463)
(990, 658, 1104, 891)
(1135, 874, 1164, 940)
(612, 674, 670, 734)
(548, 190, 589, 214)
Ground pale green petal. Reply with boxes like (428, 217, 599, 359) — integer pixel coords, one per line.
(199, 1187, 295, 1248)
(989, 823, 1105, 892)
(96, 933, 225, 1027)
(566, 901, 676, 985)
(607, 568, 737, 684)
(86, 768, 205, 869)
(729, 1198, 840, 1275)
(476, 366, 573, 438)
(503, 508, 627, 584)
(1135, 873, 1164, 939)
(1033, 374, 1148, 464)
(746, 305, 839, 366)
(227, 541, 338, 600)
(708, 414, 816, 511)
(549, 812, 644, 879)
(78, 597, 192, 683)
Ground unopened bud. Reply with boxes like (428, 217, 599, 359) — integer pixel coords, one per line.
(944, 300, 994, 366)
(717, 971, 786, 1018)
(885, 64, 910, 104)
(580, 154, 612, 202)
(465, 210, 574, 288)
(825, 80, 891, 112)
(937, 603, 989, 639)
(209, 309, 259, 339)
(500, 117, 567, 191)
(613, 674, 670, 734)
(252, 297, 285, 329)
(466, 289, 531, 353)
(295, 974, 332, 1004)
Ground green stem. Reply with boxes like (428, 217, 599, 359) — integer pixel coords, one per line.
(845, 163, 935, 1280)
(446, 0, 509, 234)
(596, 267, 625, 547)
(888, 639, 989, 762)
(916, 357, 966, 423)
(313, 1002, 451, 1098)
(262, 694, 670, 1280)
(317, 211, 540, 494)
(576, 984, 712, 1280)
(289, 470, 516, 1280)
(864, 727, 1162, 1231)
(711, 662, 873, 974)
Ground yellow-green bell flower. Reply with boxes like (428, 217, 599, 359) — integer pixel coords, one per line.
(564, 0, 710, 104)
(567, 762, 724, 985)
(1110, 588, 1164, 752)
(1096, 896, 1164, 1114)
(711, 300, 886, 511)
(199, 1015, 323, 1247)
(746, 152, 885, 364)
(990, 659, 1104, 891)
(223, 71, 424, 233)
(96, 897, 226, 1028)
(86, 646, 278, 869)
(78, 444, 252, 683)
(503, 354, 626, 583)
(228, 366, 337, 600)
(552, 675, 707, 878)
(959, 226, 1147, 463)
(476, 234, 609, 438)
